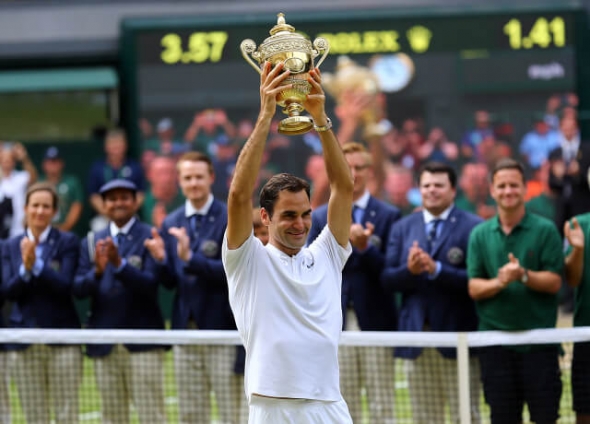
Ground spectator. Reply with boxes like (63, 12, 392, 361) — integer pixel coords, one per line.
(87, 129, 145, 232)
(0, 239, 8, 424)
(74, 179, 166, 423)
(40, 146, 84, 232)
(381, 162, 482, 424)
(0, 142, 37, 237)
(417, 127, 459, 165)
(461, 110, 494, 161)
(142, 156, 183, 229)
(526, 161, 557, 222)
(564, 215, 590, 424)
(145, 152, 239, 424)
(2, 182, 81, 423)
(184, 108, 236, 154)
(519, 116, 560, 171)
(455, 163, 496, 219)
(309, 142, 400, 424)
(305, 154, 330, 209)
(548, 116, 590, 233)
(467, 158, 563, 424)
(383, 164, 418, 215)
(0, 192, 12, 241)
(142, 118, 188, 167)
(211, 134, 238, 201)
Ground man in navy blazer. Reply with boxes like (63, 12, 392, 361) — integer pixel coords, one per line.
(381, 162, 482, 424)
(0, 240, 8, 424)
(144, 151, 238, 424)
(74, 179, 166, 423)
(2, 182, 81, 423)
(308, 142, 400, 424)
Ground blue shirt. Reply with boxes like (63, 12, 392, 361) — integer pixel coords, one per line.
(519, 130, 560, 169)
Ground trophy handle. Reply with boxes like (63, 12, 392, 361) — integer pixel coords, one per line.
(312, 37, 330, 69)
(240, 39, 262, 75)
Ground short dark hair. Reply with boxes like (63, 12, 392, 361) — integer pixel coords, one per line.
(259, 173, 311, 218)
(491, 158, 526, 183)
(418, 162, 457, 188)
(177, 151, 214, 175)
(25, 182, 58, 210)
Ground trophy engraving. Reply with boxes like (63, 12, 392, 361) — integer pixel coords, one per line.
(240, 13, 330, 135)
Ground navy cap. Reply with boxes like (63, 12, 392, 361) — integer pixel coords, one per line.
(44, 146, 61, 160)
(99, 179, 138, 195)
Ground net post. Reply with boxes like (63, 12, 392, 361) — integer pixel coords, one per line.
(457, 332, 471, 424)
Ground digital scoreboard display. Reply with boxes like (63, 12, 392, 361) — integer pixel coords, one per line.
(120, 7, 582, 181)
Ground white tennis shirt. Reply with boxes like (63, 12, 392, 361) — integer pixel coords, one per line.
(222, 225, 351, 401)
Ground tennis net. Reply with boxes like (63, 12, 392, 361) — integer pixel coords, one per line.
(0, 327, 586, 423)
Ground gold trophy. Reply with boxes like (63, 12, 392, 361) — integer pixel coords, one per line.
(323, 55, 386, 139)
(240, 13, 330, 135)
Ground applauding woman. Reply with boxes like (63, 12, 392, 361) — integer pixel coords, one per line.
(1, 182, 81, 423)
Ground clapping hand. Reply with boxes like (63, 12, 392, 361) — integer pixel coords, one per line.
(497, 253, 522, 287)
(349, 222, 374, 251)
(145, 228, 166, 262)
(20, 237, 37, 272)
(168, 227, 191, 262)
(565, 217, 584, 250)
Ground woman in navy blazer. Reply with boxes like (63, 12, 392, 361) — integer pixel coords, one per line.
(1, 182, 81, 423)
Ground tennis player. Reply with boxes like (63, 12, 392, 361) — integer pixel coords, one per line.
(222, 62, 354, 423)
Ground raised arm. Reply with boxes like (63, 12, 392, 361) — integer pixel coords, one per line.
(226, 62, 291, 249)
(305, 69, 354, 247)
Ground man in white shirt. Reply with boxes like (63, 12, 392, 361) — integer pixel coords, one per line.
(222, 63, 355, 423)
(0, 142, 37, 237)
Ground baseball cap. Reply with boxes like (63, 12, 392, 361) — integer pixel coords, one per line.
(99, 179, 138, 196)
(44, 146, 61, 160)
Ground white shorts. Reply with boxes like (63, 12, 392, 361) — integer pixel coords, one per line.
(248, 395, 353, 424)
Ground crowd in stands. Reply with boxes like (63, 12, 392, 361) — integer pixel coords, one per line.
(0, 86, 586, 423)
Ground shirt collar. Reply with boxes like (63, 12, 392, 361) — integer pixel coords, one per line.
(26, 226, 51, 244)
(491, 210, 531, 231)
(353, 190, 371, 210)
(110, 217, 136, 237)
(185, 194, 214, 218)
(422, 204, 454, 224)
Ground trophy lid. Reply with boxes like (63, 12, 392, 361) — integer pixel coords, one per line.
(269, 13, 296, 36)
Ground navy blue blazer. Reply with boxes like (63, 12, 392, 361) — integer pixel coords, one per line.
(308, 196, 401, 331)
(2, 228, 80, 349)
(160, 199, 234, 330)
(74, 219, 165, 357)
(381, 207, 482, 359)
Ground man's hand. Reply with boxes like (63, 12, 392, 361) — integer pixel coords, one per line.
(94, 240, 109, 276)
(104, 237, 122, 268)
(551, 159, 566, 179)
(169, 227, 192, 262)
(260, 61, 291, 118)
(334, 89, 374, 126)
(303, 68, 328, 124)
(568, 159, 580, 176)
(144, 228, 166, 262)
(349, 222, 374, 251)
(418, 251, 437, 275)
(565, 217, 584, 250)
(12, 142, 28, 162)
(407, 241, 424, 275)
(497, 253, 523, 286)
(20, 237, 37, 271)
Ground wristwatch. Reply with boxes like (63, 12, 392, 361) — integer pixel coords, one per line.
(313, 117, 332, 133)
(520, 268, 529, 285)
